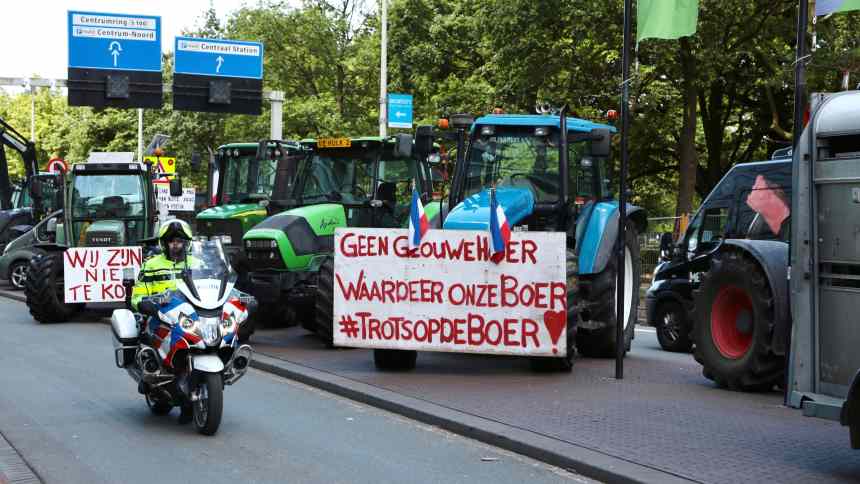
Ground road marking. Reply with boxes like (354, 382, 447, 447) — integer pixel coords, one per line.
(635, 327, 656, 334)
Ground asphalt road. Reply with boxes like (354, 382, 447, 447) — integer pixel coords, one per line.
(0, 298, 595, 484)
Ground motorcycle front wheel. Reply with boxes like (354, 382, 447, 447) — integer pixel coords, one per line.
(193, 372, 223, 436)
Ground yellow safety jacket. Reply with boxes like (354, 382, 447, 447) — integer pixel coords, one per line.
(130, 254, 201, 310)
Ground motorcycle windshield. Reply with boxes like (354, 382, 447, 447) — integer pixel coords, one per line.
(179, 240, 236, 306)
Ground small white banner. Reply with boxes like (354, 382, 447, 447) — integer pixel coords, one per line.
(155, 185, 196, 212)
(64, 247, 143, 303)
(333, 228, 568, 356)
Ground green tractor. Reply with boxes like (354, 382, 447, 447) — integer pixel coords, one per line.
(240, 133, 439, 342)
(24, 159, 169, 323)
(195, 140, 302, 258)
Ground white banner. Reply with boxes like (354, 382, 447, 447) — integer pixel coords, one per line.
(155, 185, 196, 212)
(333, 228, 568, 356)
(64, 247, 142, 303)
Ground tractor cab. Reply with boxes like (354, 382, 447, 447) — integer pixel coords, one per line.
(197, 141, 302, 253)
(238, 133, 435, 342)
(443, 112, 646, 361)
(66, 162, 151, 247)
(445, 114, 613, 233)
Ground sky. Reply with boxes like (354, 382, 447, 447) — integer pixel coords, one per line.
(2, 0, 261, 88)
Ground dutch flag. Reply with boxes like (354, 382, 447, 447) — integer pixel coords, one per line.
(408, 189, 430, 249)
(489, 189, 511, 264)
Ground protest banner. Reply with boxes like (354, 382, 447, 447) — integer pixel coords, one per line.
(155, 185, 196, 212)
(64, 247, 142, 303)
(333, 228, 568, 356)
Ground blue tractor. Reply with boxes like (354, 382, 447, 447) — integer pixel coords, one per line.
(441, 110, 647, 370)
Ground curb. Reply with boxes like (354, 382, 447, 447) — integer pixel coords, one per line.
(0, 431, 40, 484)
(251, 353, 695, 484)
(0, 290, 25, 303)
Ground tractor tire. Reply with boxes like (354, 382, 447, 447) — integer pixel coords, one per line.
(530, 249, 578, 372)
(691, 250, 783, 391)
(374, 349, 417, 371)
(576, 220, 640, 357)
(25, 254, 82, 324)
(313, 257, 335, 348)
(655, 300, 692, 353)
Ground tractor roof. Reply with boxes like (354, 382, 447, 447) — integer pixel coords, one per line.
(473, 114, 616, 134)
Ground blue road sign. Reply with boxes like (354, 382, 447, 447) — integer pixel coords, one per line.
(388, 93, 413, 129)
(68, 11, 161, 72)
(174, 37, 264, 79)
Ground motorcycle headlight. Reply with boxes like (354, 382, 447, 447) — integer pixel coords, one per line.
(179, 313, 195, 330)
(200, 318, 221, 346)
(221, 313, 236, 332)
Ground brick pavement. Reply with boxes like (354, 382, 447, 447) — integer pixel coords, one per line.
(250, 326, 860, 484)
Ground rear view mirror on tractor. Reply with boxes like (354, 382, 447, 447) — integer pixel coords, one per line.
(29, 178, 43, 200)
(169, 177, 183, 197)
(590, 128, 611, 157)
(414, 126, 434, 160)
(393, 134, 413, 158)
(190, 152, 201, 171)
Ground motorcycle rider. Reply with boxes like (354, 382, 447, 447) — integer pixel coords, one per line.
(130, 218, 199, 424)
(131, 219, 197, 312)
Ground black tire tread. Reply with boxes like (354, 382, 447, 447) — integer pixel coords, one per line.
(24, 254, 81, 323)
(195, 372, 223, 436)
(690, 250, 783, 391)
(575, 221, 640, 357)
(314, 257, 335, 347)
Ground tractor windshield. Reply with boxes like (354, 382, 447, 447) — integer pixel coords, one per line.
(463, 126, 595, 203)
(299, 147, 376, 204)
(71, 173, 146, 243)
(220, 154, 277, 204)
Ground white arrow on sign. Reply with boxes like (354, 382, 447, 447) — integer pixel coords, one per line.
(395, 111, 407, 118)
(108, 41, 122, 67)
(216, 56, 224, 73)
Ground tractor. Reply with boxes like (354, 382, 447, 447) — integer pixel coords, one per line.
(440, 109, 647, 369)
(240, 133, 439, 342)
(195, 140, 302, 258)
(23, 158, 171, 323)
(0, 116, 63, 255)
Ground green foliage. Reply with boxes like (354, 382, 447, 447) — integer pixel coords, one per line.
(6, 0, 860, 217)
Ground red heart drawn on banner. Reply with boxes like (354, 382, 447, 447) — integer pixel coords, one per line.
(543, 310, 567, 354)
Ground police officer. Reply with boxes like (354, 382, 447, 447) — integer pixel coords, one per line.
(131, 219, 195, 311)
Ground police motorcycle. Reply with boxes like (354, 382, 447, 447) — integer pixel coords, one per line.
(110, 240, 256, 435)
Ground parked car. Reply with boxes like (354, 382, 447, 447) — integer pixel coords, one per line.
(646, 154, 791, 352)
(0, 210, 62, 290)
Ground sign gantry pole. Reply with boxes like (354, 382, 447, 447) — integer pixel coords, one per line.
(617, 0, 633, 380)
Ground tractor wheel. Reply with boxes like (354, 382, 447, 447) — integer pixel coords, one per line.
(691, 250, 783, 391)
(576, 220, 640, 357)
(655, 300, 692, 353)
(313, 257, 335, 348)
(530, 249, 578, 372)
(25, 254, 82, 324)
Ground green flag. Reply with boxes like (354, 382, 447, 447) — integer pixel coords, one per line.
(637, 0, 699, 42)
(817, 0, 860, 16)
